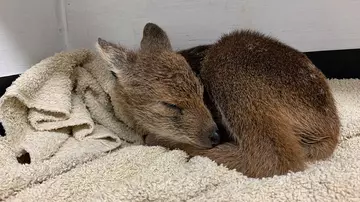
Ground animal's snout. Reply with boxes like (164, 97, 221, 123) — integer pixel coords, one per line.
(209, 130, 220, 146)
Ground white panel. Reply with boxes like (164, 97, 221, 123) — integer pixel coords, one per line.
(0, 0, 65, 76)
(1, 0, 359, 76)
(65, 0, 360, 52)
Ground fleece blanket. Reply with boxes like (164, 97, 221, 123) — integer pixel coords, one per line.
(0, 49, 359, 202)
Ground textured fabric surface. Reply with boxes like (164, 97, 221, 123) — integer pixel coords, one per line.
(0, 49, 143, 200)
(0, 49, 359, 201)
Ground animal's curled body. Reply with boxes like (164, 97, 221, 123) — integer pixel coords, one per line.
(98, 22, 340, 178)
(177, 30, 340, 178)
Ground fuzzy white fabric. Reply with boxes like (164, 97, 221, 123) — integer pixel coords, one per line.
(0, 49, 359, 201)
(0, 49, 143, 200)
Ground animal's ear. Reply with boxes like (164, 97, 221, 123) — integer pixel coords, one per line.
(96, 38, 136, 76)
(140, 23, 172, 51)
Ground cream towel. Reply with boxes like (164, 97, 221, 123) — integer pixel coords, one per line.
(0, 49, 359, 201)
(0, 49, 143, 200)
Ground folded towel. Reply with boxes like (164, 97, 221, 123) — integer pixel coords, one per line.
(0, 49, 143, 200)
(0, 48, 359, 201)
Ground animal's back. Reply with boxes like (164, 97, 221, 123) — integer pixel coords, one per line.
(194, 30, 340, 177)
(203, 30, 330, 108)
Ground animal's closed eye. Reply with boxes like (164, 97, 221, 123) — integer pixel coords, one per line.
(161, 102, 183, 114)
(110, 70, 117, 78)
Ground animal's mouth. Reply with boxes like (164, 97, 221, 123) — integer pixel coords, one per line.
(192, 131, 221, 149)
(143, 132, 218, 150)
(191, 138, 215, 149)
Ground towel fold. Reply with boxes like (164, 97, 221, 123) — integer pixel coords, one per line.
(0, 49, 143, 200)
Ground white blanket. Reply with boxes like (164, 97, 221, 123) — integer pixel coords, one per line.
(0, 49, 359, 201)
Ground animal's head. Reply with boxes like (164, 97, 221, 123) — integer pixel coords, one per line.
(96, 23, 219, 149)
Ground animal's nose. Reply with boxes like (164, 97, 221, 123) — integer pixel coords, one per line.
(209, 131, 220, 146)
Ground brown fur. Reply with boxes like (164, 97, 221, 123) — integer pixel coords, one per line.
(98, 23, 340, 179)
(96, 23, 218, 149)
(176, 30, 340, 178)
